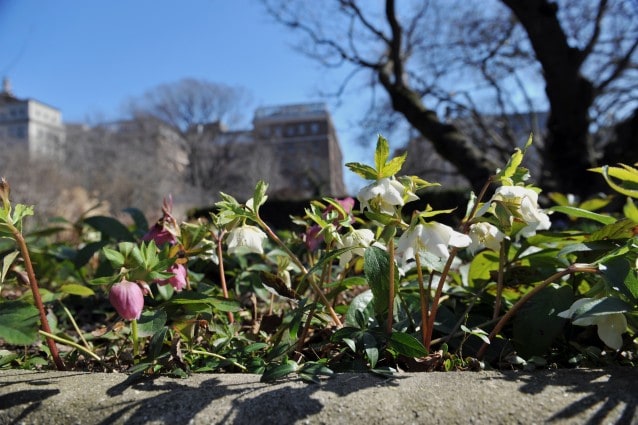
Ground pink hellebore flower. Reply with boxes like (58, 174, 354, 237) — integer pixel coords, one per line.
(142, 223, 176, 246)
(396, 222, 471, 266)
(143, 195, 177, 246)
(158, 263, 188, 292)
(109, 279, 145, 320)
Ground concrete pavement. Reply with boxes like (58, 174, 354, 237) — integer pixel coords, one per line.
(0, 368, 636, 424)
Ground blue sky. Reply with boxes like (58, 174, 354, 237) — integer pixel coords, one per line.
(0, 0, 370, 192)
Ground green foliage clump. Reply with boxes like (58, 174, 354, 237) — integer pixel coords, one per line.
(0, 136, 637, 380)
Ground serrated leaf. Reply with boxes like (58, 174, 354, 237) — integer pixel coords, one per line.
(60, 284, 95, 297)
(380, 153, 407, 178)
(388, 331, 427, 358)
(251, 180, 269, 212)
(0, 301, 39, 345)
(374, 135, 391, 176)
(364, 247, 392, 316)
(103, 247, 125, 268)
(345, 162, 378, 180)
(590, 218, 636, 241)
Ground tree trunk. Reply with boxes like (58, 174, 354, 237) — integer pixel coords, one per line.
(503, 0, 601, 197)
(377, 67, 499, 194)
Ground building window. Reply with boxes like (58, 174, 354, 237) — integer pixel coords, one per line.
(15, 126, 26, 139)
(310, 123, 320, 134)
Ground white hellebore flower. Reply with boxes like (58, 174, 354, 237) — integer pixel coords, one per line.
(396, 222, 471, 266)
(493, 185, 551, 237)
(227, 225, 267, 255)
(558, 297, 627, 350)
(357, 177, 419, 215)
(468, 222, 505, 253)
(336, 228, 375, 268)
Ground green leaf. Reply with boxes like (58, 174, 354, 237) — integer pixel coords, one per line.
(593, 164, 638, 198)
(374, 135, 391, 176)
(623, 198, 638, 223)
(148, 327, 168, 361)
(136, 309, 167, 337)
(548, 206, 616, 225)
(60, 284, 95, 297)
(0, 301, 40, 345)
(169, 292, 242, 312)
(74, 241, 110, 268)
(601, 257, 638, 300)
(512, 284, 574, 358)
(83, 216, 135, 241)
(467, 251, 500, 287)
(1, 250, 19, 284)
(380, 152, 407, 178)
(260, 360, 298, 382)
(496, 134, 532, 184)
(345, 290, 374, 327)
(103, 247, 126, 268)
(363, 332, 379, 368)
(251, 180, 269, 212)
(122, 207, 149, 237)
(590, 218, 636, 241)
(572, 297, 631, 320)
(364, 246, 393, 316)
(345, 162, 378, 180)
(388, 331, 427, 358)
(209, 296, 242, 312)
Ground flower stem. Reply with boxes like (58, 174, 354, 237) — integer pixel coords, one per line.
(131, 318, 139, 359)
(424, 247, 458, 351)
(493, 241, 507, 320)
(11, 228, 65, 370)
(415, 254, 428, 348)
(255, 216, 342, 327)
(476, 263, 599, 360)
(39, 330, 101, 362)
(215, 229, 234, 324)
(386, 238, 396, 336)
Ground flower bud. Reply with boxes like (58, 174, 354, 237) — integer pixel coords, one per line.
(109, 279, 145, 320)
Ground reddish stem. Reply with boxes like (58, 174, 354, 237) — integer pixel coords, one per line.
(216, 230, 234, 324)
(13, 230, 65, 370)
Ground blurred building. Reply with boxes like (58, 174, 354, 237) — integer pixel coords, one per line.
(251, 103, 346, 199)
(196, 103, 347, 200)
(0, 78, 65, 159)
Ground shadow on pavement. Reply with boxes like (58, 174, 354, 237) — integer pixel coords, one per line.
(96, 372, 397, 424)
(492, 368, 637, 425)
